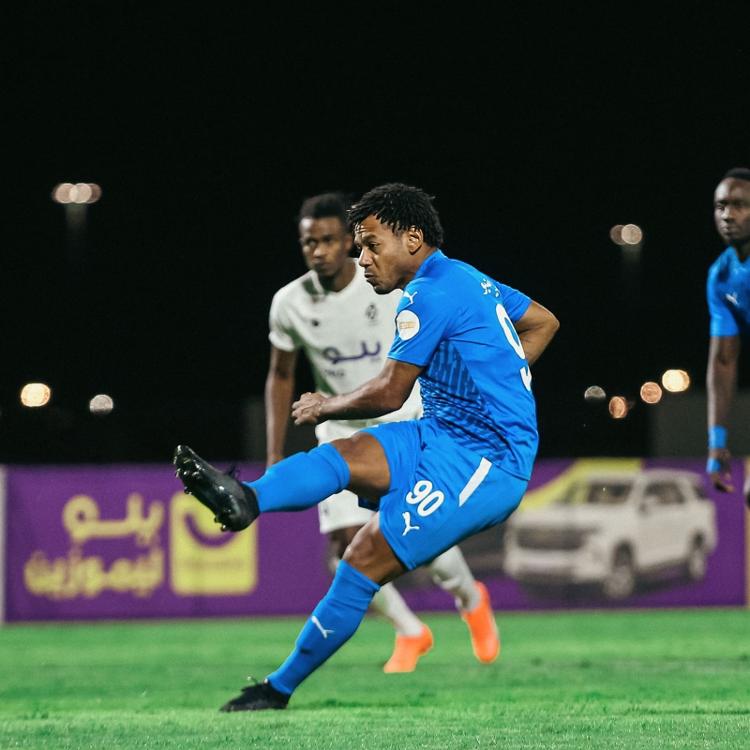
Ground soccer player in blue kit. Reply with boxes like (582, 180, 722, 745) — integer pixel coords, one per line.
(174, 183, 560, 711)
(706, 167, 750, 505)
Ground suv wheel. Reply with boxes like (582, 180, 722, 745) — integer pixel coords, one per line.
(602, 547, 635, 600)
(685, 538, 707, 582)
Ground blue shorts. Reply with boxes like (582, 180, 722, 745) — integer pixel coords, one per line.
(361, 418, 528, 570)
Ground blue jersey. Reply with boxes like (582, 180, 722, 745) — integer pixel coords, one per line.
(707, 246, 750, 337)
(387, 250, 538, 480)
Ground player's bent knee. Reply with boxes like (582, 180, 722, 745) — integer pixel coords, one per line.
(342, 520, 404, 585)
(330, 434, 391, 498)
(329, 434, 368, 467)
(341, 529, 377, 569)
(328, 526, 361, 562)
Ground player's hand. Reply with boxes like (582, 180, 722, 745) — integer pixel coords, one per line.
(707, 448, 734, 493)
(291, 392, 327, 426)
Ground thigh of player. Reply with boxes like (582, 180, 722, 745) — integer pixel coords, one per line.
(369, 425, 528, 570)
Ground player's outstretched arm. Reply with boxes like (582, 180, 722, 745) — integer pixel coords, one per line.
(265, 345, 298, 465)
(292, 359, 422, 426)
(514, 301, 560, 366)
(706, 334, 740, 492)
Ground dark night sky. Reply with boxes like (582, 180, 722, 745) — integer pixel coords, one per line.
(4, 4, 749, 462)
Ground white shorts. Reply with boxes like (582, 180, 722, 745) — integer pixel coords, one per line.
(314, 419, 376, 534)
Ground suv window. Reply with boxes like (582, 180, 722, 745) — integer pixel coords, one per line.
(644, 481, 685, 505)
(558, 480, 632, 505)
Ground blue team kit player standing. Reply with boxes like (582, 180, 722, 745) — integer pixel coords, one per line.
(705, 167, 750, 505)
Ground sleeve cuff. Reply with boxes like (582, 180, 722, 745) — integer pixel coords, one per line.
(268, 332, 297, 352)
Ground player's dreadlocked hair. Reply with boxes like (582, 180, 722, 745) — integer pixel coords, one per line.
(297, 191, 355, 225)
(723, 167, 750, 183)
(347, 183, 444, 247)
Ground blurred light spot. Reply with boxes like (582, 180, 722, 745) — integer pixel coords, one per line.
(608, 396, 628, 419)
(21, 382, 51, 408)
(52, 183, 74, 203)
(87, 183, 102, 203)
(661, 369, 690, 393)
(52, 182, 102, 204)
(584, 385, 607, 402)
(640, 381, 663, 404)
(621, 224, 643, 245)
(609, 225, 625, 245)
(73, 183, 93, 204)
(89, 394, 114, 415)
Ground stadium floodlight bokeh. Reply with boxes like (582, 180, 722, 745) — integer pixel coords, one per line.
(608, 395, 629, 419)
(51, 182, 102, 204)
(661, 369, 691, 393)
(610, 222, 643, 299)
(640, 381, 663, 404)
(89, 394, 115, 415)
(20, 382, 52, 408)
(584, 385, 607, 402)
(52, 181, 101, 264)
(609, 223, 643, 247)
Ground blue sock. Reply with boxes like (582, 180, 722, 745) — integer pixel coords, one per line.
(266, 560, 380, 696)
(245, 443, 350, 513)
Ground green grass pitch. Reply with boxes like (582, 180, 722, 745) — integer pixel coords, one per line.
(1, 608, 749, 749)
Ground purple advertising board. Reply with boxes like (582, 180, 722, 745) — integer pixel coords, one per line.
(3, 458, 748, 621)
(396, 457, 748, 612)
(4, 463, 332, 621)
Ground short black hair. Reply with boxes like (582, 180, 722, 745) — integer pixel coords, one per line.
(347, 183, 444, 247)
(723, 167, 750, 183)
(297, 191, 354, 225)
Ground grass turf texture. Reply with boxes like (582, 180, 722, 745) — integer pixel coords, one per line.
(1, 608, 749, 749)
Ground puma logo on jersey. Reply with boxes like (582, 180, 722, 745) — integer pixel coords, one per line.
(403, 290, 418, 306)
(726, 292, 739, 307)
(402, 511, 420, 536)
(311, 615, 334, 639)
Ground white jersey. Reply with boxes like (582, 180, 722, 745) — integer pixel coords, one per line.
(268, 261, 422, 434)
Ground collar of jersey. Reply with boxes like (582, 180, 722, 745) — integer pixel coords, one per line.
(728, 246, 750, 268)
(413, 248, 447, 281)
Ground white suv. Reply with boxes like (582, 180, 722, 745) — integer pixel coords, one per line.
(503, 469, 718, 600)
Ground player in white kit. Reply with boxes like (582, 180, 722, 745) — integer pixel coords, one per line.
(263, 192, 500, 672)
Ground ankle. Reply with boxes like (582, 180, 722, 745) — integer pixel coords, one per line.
(241, 482, 260, 516)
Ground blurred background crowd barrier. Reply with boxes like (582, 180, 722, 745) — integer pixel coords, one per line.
(2, 457, 747, 623)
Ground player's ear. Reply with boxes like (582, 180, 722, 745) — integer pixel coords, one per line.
(405, 226, 424, 255)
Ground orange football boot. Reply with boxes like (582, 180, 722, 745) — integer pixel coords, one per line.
(461, 582, 500, 663)
(382, 624, 434, 673)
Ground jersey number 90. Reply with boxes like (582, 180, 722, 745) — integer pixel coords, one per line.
(405, 480, 445, 517)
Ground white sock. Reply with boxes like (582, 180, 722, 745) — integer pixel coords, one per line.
(370, 582, 425, 636)
(428, 546, 480, 611)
